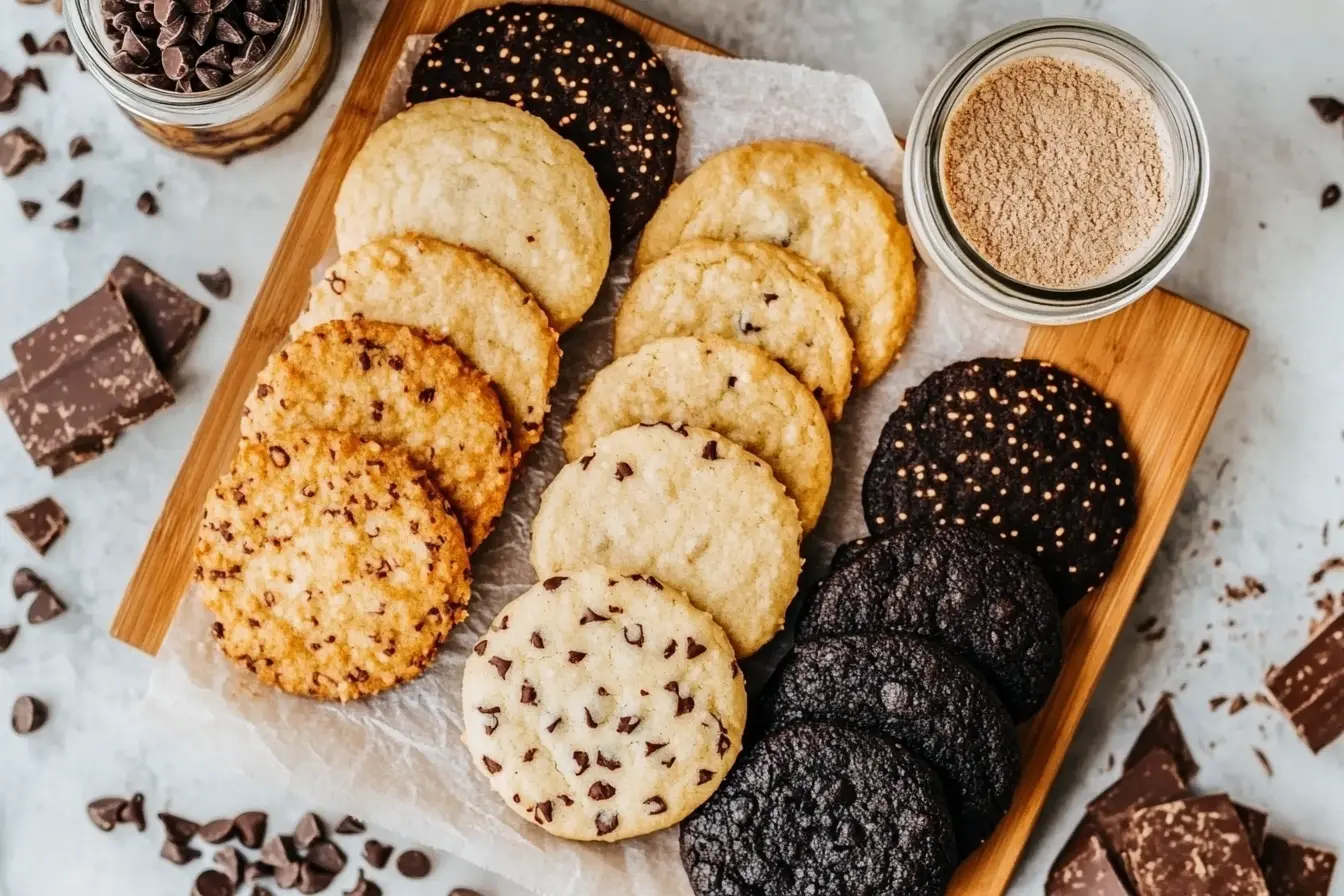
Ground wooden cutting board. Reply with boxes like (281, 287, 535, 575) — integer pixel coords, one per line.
(110, 1, 1248, 892)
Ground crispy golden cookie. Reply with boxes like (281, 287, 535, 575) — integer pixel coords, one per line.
(241, 319, 511, 551)
(195, 431, 471, 702)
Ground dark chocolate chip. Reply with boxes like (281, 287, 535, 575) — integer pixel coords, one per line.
(0, 70, 18, 113)
(215, 16, 245, 43)
(20, 33, 39, 55)
(58, 179, 83, 208)
(614, 461, 633, 480)
(542, 575, 567, 591)
(333, 815, 364, 835)
(39, 30, 72, 54)
(110, 50, 148, 74)
(644, 796, 667, 815)
(362, 839, 392, 869)
(88, 796, 126, 830)
(274, 862, 302, 889)
(293, 811, 325, 848)
(154, 0, 184, 25)
(17, 199, 39, 220)
(192, 869, 234, 896)
(16, 67, 45, 93)
(595, 813, 619, 836)
(11, 695, 46, 734)
(0, 625, 17, 652)
(188, 12, 215, 46)
(702, 440, 718, 460)
(214, 846, 246, 884)
(161, 838, 202, 864)
(1, 127, 46, 177)
(306, 839, 346, 874)
(117, 792, 147, 831)
(136, 191, 159, 215)
(52, 215, 78, 232)
(234, 810, 267, 848)
(161, 43, 195, 80)
(345, 870, 382, 896)
(1310, 96, 1344, 124)
(1324, 184, 1341, 210)
(196, 267, 232, 298)
(68, 136, 92, 158)
(159, 811, 200, 844)
(156, 14, 188, 48)
(14, 568, 47, 598)
(196, 66, 228, 89)
(395, 849, 431, 879)
(488, 656, 511, 678)
(297, 861, 335, 895)
(259, 834, 296, 866)
(243, 9, 279, 34)
(196, 41, 230, 69)
(198, 817, 236, 844)
(27, 587, 66, 624)
(567, 651, 586, 663)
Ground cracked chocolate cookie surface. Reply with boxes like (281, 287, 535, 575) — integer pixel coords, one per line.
(462, 567, 746, 842)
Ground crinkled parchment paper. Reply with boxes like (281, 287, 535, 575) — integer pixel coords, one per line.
(144, 44, 1029, 896)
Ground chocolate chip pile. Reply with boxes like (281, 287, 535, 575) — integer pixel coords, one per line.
(102, 0, 289, 93)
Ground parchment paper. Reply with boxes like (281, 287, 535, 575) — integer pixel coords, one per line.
(143, 45, 1029, 896)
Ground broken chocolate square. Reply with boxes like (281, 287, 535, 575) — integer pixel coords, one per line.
(6, 495, 68, 554)
(1047, 833, 1131, 896)
(1124, 693, 1199, 782)
(1260, 833, 1337, 896)
(108, 256, 210, 374)
(1, 127, 45, 176)
(1087, 747, 1189, 858)
(1266, 611, 1344, 752)
(1119, 793, 1268, 896)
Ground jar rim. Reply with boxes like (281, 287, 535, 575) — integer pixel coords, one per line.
(903, 18, 1210, 325)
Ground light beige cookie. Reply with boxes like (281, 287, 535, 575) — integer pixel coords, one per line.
(195, 430, 471, 702)
(614, 239, 854, 420)
(293, 236, 560, 458)
(241, 319, 511, 552)
(635, 142, 917, 386)
(462, 566, 746, 842)
(532, 424, 802, 657)
(334, 97, 611, 333)
(565, 336, 832, 531)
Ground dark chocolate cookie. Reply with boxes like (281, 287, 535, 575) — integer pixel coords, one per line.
(407, 3, 680, 247)
(762, 633, 1021, 856)
(797, 526, 1061, 721)
(829, 536, 871, 572)
(862, 357, 1136, 606)
(681, 721, 956, 896)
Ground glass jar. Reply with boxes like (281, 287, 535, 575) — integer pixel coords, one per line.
(904, 18, 1210, 325)
(65, 0, 339, 160)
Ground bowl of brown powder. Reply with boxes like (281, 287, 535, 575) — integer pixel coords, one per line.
(904, 18, 1209, 323)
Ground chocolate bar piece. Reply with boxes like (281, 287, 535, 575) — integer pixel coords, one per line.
(1051, 815, 1107, 873)
(1120, 793, 1269, 896)
(107, 256, 209, 374)
(1260, 834, 1337, 896)
(1233, 803, 1269, 859)
(6, 496, 67, 554)
(1266, 612, 1344, 752)
(1047, 833, 1131, 896)
(1124, 694, 1200, 783)
(1087, 748, 1189, 857)
(3, 283, 174, 471)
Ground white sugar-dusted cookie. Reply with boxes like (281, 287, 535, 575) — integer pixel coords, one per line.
(615, 239, 853, 420)
(564, 336, 832, 531)
(635, 142, 917, 386)
(462, 567, 746, 842)
(293, 236, 560, 458)
(334, 97, 611, 333)
(532, 424, 802, 657)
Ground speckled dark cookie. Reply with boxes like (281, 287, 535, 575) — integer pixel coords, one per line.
(681, 721, 956, 896)
(797, 526, 1061, 721)
(762, 633, 1020, 856)
(829, 537, 871, 572)
(862, 358, 1136, 606)
(407, 3, 680, 247)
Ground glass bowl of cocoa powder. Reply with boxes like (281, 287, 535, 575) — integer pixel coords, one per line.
(904, 18, 1209, 324)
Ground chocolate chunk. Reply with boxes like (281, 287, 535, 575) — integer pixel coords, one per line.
(333, 815, 364, 834)
(12, 695, 47, 733)
(12, 566, 46, 598)
(68, 135, 91, 158)
(362, 839, 392, 869)
(345, 870, 382, 896)
(0, 69, 19, 112)
(109, 256, 210, 373)
(52, 215, 78, 231)
(4, 282, 175, 471)
(58, 180, 83, 208)
(118, 792, 147, 831)
(1086, 748, 1188, 858)
(1046, 833, 1129, 895)
(1233, 802, 1268, 858)
(1124, 693, 1199, 782)
(1310, 96, 1344, 124)
(1260, 833, 1337, 896)
(0, 625, 17, 652)
(17, 67, 46, 93)
(259, 834, 296, 866)
(1118, 793, 1268, 895)
(196, 266, 232, 298)
(192, 869, 234, 896)
(27, 587, 66, 624)
(234, 810, 267, 848)
(1266, 611, 1344, 752)
(1, 127, 45, 176)
(214, 846, 246, 884)
(21, 33, 39, 55)
(135, 191, 159, 215)
(159, 811, 201, 844)
(198, 817, 236, 843)
(88, 796, 126, 830)
(39, 31, 72, 54)
(161, 838, 202, 864)
(1323, 184, 1341, 210)
(19, 199, 40, 219)
(6, 496, 68, 554)
(395, 849, 431, 879)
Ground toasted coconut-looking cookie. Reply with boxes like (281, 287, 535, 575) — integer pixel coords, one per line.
(532, 423, 802, 657)
(615, 239, 853, 420)
(862, 357, 1136, 605)
(462, 567, 746, 842)
(680, 721, 957, 896)
(334, 97, 610, 333)
(195, 431, 471, 701)
(635, 143, 917, 386)
(565, 336, 832, 531)
(407, 3, 680, 247)
(241, 320, 511, 551)
(293, 236, 559, 458)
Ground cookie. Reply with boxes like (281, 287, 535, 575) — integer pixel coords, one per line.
(407, 3, 679, 247)
(829, 536, 870, 571)
(531, 423, 803, 657)
(615, 239, 854, 420)
(862, 358, 1136, 606)
(635, 142, 917, 386)
(564, 336, 832, 531)
(195, 431, 471, 701)
(292, 236, 560, 458)
(762, 633, 1021, 856)
(462, 566, 746, 842)
(334, 97, 610, 333)
(680, 720, 956, 896)
(798, 526, 1061, 721)
(241, 320, 511, 552)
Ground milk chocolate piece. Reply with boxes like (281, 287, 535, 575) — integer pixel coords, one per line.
(1119, 794, 1269, 895)
(1051, 815, 1106, 872)
(1260, 834, 1337, 896)
(68, 135, 91, 158)
(0, 69, 18, 112)
(1124, 694, 1199, 782)
(6, 496, 68, 554)
(1266, 612, 1344, 752)
(1, 127, 45, 176)
(1047, 833, 1131, 896)
(1233, 803, 1268, 858)
(1087, 748, 1189, 857)
(108, 256, 210, 373)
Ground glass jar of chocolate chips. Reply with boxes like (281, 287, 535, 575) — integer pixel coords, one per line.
(65, 0, 338, 159)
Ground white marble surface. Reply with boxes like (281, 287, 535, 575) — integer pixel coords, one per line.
(1, 0, 1342, 893)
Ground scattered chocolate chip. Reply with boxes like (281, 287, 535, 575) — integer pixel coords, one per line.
(297, 861, 335, 895)
(702, 440, 718, 460)
(1324, 184, 1341, 210)
(88, 796, 127, 830)
(259, 834, 296, 866)
(274, 862, 302, 889)
(214, 846, 246, 885)
(11, 695, 46, 734)
(0, 625, 17, 652)
(448, 891, 482, 896)
(345, 870, 382, 896)
(685, 637, 707, 659)
(118, 792, 147, 831)
(161, 838, 202, 865)
(197, 267, 232, 298)
(20, 33, 39, 55)
(1, 127, 45, 177)
(614, 461, 633, 481)
(19, 199, 40, 219)
(52, 215, 78, 231)
(488, 656, 512, 678)
(198, 817, 236, 844)
(542, 575, 567, 591)
(579, 607, 609, 624)
(395, 849, 431, 879)
(293, 811, 325, 848)
(27, 587, 66, 624)
(362, 839, 392, 869)
(192, 869, 234, 896)
(0, 69, 17, 113)
(595, 813, 619, 836)
(159, 811, 200, 844)
(697, 769, 714, 785)
(244, 862, 273, 882)
(39, 30, 72, 54)
(530, 631, 544, 648)
(616, 715, 640, 734)
(13, 567, 45, 598)
(306, 839, 346, 874)
(1310, 96, 1344, 124)
(58, 179, 83, 208)
(6, 496, 68, 554)
(333, 815, 364, 835)
(567, 650, 586, 663)
(234, 810, 267, 848)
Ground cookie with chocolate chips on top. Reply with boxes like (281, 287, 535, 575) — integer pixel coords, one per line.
(863, 357, 1136, 606)
(408, 3, 680, 247)
(461, 567, 746, 842)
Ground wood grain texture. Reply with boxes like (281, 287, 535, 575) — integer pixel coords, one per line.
(111, 1, 1248, 892)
